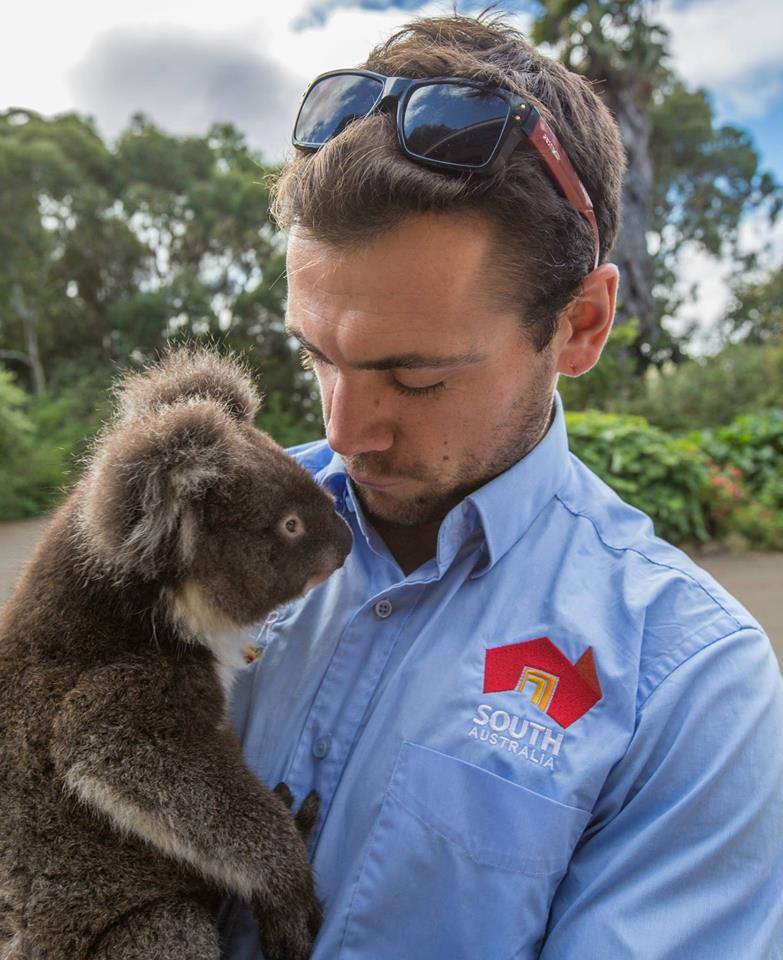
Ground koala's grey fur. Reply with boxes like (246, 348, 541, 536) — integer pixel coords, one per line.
(0, 348, 352, 960)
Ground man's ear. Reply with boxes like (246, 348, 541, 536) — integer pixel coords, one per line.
(555, 263, 619, 377)
(77, 401, 239, 580)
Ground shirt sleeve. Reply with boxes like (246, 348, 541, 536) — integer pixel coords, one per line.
(540, 626, 783, 960)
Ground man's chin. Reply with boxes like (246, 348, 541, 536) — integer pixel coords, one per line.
(355, 482, 459, 527)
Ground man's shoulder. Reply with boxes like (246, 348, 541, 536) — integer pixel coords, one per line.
(554, 453, 767, 702)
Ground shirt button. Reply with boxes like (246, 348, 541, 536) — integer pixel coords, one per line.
(312, 736, 331, 759)
(374, 598, 393, 619)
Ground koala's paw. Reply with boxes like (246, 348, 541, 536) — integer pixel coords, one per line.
(252, 891, 323, 960)
(273, 782, 321, 843)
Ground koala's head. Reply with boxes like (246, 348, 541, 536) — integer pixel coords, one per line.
(76, 347, 353, 632)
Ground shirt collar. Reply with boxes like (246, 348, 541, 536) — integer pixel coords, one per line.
(314, 390, 571, 579)
(465, 390, 570, 577)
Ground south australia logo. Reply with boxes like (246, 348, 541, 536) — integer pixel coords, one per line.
(483, 636, 602, 729)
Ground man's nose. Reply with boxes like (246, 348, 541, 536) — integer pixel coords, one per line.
(325, 372, 393, 456)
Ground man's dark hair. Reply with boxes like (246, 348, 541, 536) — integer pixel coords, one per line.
(271, 12, 626, 351)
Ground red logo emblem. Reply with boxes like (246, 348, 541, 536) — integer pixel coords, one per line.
(483, 637, 602, 729)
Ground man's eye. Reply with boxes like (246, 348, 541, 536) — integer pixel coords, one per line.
(392, 378, 446, 398)
(300, 347, 444, 398)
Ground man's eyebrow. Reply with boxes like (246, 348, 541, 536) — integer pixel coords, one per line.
(286, 326, 485, 371)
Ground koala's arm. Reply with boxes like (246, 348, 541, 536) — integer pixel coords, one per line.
(50, 661, 311, 905)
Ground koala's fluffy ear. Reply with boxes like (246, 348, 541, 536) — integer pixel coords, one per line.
(115, 345, 262, 424)
(77, 400, 239, 580)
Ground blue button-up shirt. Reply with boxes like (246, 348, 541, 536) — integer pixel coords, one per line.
(219, 391, 783, 959)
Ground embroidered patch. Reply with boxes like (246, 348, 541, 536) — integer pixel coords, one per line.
(483, 636, 602, 728)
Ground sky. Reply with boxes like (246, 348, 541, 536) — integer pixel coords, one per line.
(2, 0, 782, 351)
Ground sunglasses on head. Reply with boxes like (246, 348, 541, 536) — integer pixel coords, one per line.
(293, 69, 600, 271)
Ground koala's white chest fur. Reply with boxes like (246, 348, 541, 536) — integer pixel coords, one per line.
(206, 626, 251, 698)
(170, 580, 250, 701)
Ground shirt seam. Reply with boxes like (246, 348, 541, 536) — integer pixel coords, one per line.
(636, 623, 763, 714)
(553, 491, 743, 630)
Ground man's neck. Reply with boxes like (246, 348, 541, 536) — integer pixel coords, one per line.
(363, 395, 558, 576)
(369, 515, 441, 577)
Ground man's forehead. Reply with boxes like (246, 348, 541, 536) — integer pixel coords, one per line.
(285, 214, 497, 299)
(283, 214, 534, 369)
(288, 218, 497, 325)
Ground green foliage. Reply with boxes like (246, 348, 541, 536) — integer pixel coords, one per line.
(0, 109, 316, 430)
(566, 410, 711, 545)
(0, 367, 33, 454)
(531, 0, 670, 87)
(562, 389, 783, 549)
(27, 374, 113, 475)
(256, 392, 324, 449)
(1, 99, 780, 549)
(650, 82, 777, 260)
(691, 409, 783, 549)
(627, 340, 783, 431)
(558, 320, 645, 411)
(702, 459, 783, 550)
(0, 369, 66, 518)
(0, 370, 111, 520)
(690, 409, 783, 503)
(720, 265, 783, 345)
(649, 81, 781, 348)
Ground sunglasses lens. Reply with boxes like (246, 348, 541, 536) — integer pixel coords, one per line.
(295, 74, 384, 145)
(402, 84, 509, 167)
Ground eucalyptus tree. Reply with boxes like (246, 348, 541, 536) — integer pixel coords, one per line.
(532, 0, 780, 364)
(0, 111, 319, 433)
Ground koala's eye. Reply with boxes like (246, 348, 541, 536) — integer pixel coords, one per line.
(278, 513, 304, 538)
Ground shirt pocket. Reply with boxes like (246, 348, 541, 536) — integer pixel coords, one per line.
(338, 740, 590, 960)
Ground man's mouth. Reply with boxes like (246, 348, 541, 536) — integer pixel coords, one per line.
(350, 473, 403, 490)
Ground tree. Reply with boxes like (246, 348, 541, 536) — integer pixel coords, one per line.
(531, 0, 780, 365)
(649, 81, 780, 358)
(0, 111, 320, 432)
(718, 264, 783, 346)
(0, 108, 123, 392)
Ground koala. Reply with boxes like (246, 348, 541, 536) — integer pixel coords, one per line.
(0, 347, 353, 960)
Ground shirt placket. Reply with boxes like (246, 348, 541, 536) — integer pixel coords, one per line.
(282, 578, 427, 852)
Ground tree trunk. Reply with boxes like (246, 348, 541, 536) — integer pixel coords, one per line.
(598, 80, 657, 346)
(11, 285, 46, 395)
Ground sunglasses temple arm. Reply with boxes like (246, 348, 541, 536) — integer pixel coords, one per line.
(527, 115, 600, 271)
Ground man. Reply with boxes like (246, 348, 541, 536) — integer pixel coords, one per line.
(220, 14, 783, 959)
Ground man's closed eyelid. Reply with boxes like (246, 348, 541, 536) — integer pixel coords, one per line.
(302, 350, 445, 396)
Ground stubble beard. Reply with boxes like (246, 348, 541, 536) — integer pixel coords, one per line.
(347, 380, 557, 528)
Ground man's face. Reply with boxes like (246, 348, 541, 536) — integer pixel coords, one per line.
(285, 211, 561, 527)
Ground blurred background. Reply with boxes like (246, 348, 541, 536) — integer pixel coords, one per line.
(1, 0, 780, 656)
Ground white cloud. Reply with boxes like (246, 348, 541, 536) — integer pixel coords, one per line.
(266, 5, 432, 88)
(665, 207, 783, 354)
(2, 1, 284, 117)
(68, 25, 303, 159)
(664, 243, 733, 352)
(659, 0, 783, 118)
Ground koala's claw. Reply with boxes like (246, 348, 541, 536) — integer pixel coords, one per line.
(295, 789, 320, 841)
(253, 895, 321, 960)
(273, 781, 294, 808)
(272, 783, 321, 842)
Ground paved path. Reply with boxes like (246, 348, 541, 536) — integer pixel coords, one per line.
(1, 516, 781, 667)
